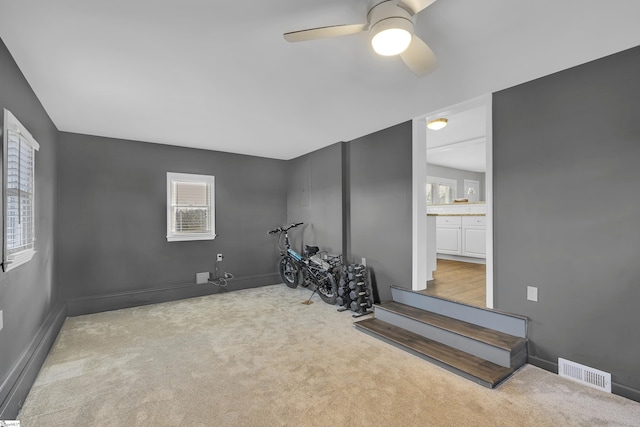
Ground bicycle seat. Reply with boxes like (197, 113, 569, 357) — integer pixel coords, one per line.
(304, 245, 320, 257)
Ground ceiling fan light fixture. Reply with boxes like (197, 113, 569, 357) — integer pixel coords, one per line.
(370, 17, 413, 56)
(284, 0, 438, 76)
(427, 118, 448, 130)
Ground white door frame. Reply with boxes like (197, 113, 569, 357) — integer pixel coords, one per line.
(411, 94, 494, 308)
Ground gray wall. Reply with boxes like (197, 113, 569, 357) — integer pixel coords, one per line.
(493, 45, 640, 400)
(284, 124, 413, 304)
(426, 163, 486, 202)
(286, 143, 342, 255)
(0, 39, 63, 417)
(57, 133, 287, 314)
(349, 122, 413, 303)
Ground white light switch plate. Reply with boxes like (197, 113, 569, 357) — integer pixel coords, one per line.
(0, 310, 3, 331)
(527, 286, 538, 302)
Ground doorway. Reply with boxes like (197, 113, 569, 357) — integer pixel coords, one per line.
(411, 94, 494, 308)
(425, 259, 486, 307)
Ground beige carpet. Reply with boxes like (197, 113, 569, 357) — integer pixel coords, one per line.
(18, 284, 640, 426)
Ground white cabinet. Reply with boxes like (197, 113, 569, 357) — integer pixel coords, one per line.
(436, 215, 486, 259)
(462, 216, 486, 258)
(436, 216, 462, 255)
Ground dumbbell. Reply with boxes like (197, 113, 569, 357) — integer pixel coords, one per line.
(349, 288, 371, 300)
(337, 296, 348, 307)
(348, 280, 365, 290)
(359, 297, 371, 306)
(348, 271, 364, 280)
(350, 297, 373, 312)
(338, 287, 349, 297)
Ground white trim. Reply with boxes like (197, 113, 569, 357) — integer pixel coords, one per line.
(4, 248, 36, 271)
(484, 95, 494, 308)
(412, 94, 494, 308)
(3, 109, 40, 151)
(166, 234, 216, 242)
(412, 118, 427, 290)
(427, 176, 457, 185)
(166, 172, 216, 242)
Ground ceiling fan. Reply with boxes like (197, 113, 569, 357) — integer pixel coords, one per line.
(284, 0, 438, 77)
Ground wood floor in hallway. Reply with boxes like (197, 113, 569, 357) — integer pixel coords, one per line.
(421, 259, 486, 307)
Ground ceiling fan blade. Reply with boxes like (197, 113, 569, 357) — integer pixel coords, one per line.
(284, 23, 367, 42)
(399, 0, 437, 15)
(400, 35, 437, 77)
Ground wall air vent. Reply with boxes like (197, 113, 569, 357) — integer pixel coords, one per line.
(558, 358, 611, 393)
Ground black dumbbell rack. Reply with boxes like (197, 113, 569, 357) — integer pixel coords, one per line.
(336, 264, 373, 318)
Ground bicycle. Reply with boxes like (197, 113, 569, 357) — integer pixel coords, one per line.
(268, 222, 340, 304)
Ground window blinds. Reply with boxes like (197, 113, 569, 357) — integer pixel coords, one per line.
(171, 180, 211, 233)
(6, 129, 37, 254)
(3, 109, 40, 271)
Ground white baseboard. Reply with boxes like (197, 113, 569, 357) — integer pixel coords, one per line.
(437, 254, 486, 264)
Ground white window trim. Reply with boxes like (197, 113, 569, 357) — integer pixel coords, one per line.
(2, 109, 39, 272)
(166, 172, 216, 242)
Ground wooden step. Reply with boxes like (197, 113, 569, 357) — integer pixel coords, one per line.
(390, 286, 527, 338)
(375, 302, 527, 368)
(355, 318, 517, 388)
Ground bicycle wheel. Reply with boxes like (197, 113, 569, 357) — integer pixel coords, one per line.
(279, 257, 300, 288)
(313, 269, 337, 304)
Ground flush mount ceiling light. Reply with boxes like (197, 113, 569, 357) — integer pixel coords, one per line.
(369, 5, 414, 56)
(427, 118, 448, 130)
(370, 20, 413, 56)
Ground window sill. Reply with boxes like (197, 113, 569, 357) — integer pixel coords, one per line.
(166, 234, 217, 242)
(3, 249, 36, 272)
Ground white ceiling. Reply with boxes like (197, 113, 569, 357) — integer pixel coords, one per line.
(427, 106, 486, 172)
(1, 1, 640, 160)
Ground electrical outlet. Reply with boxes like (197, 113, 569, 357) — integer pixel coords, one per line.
(527, 286, 538, 302)
(217, 253, 223, 262)
(0, 310, 3, 332)
(196, 272, 209, 284)
(361, 258, 366, 267)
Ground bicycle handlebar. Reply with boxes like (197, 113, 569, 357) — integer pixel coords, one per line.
(267, 222, 304, 235)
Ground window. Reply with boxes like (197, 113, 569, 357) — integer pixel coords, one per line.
(438, 183, 456, 204)
(166, 172, 216, 242)
(426, 183, 434, 205)
(426, 176, 457, 205)
(2, 109, 40, 271)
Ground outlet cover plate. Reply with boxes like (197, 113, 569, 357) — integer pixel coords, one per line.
(527, 286, 538, 302)
(0, 310, 3, 331)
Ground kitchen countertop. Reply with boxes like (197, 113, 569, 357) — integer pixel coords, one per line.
(430, 202, 486, 205)
(427, 213, 486, 216)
